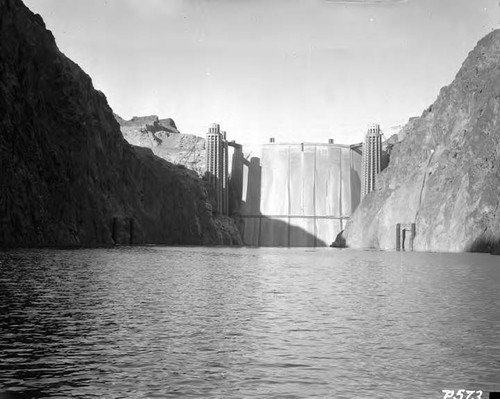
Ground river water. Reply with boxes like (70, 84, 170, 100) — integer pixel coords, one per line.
(0, 247, 499, 398)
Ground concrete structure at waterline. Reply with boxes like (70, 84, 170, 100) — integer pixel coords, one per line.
(396, 223, 416, 251)
(206, 123, 229, 215)
(228, 141, 244, 215)
(361, 123, 382, 198)
(234, 140, 363, 247)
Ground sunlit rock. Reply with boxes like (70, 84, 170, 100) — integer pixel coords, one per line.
(345, 30, 500, 253)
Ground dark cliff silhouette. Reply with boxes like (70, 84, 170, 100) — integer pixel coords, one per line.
(0, 0, 239, 247)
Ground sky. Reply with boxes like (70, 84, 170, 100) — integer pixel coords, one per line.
(24, 0, 500, 145)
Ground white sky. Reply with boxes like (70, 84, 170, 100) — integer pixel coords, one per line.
(24, 0, 500, 145)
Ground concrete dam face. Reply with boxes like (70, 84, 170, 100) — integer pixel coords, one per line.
(238, 143, 362, 247)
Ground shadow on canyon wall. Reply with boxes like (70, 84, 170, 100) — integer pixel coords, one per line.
(468, 236, 500, 255)
(0, 0, 241, 247)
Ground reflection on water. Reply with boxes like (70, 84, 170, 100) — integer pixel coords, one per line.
(0, 247, 499, 398)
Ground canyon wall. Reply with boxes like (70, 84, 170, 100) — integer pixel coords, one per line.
(0, 0, 241, 247)
(116, 115, 206, 177)
(345, 30, 500, 253)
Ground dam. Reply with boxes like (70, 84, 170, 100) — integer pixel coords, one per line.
(233, 141, 362, 247)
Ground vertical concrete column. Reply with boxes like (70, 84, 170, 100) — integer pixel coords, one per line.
(287, 144, 291, 247)
(396, 223, 401, 251)
(129, 218, 134, 245)
(410, 223, 416, 251)
(339, 147, 343, 230)
(111, 217, 117, 244)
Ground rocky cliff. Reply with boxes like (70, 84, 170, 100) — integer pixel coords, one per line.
(0, 0, 241, 247)
(345, 30, 500, 253)
(116, 115, 206, 176)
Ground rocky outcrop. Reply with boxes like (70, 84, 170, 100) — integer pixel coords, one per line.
(116, 114, 206, 176)
(385, 117, 419, 147)
(115, 114, 179, 134)
(0, 0, 241, 247)
(345, 30, 500, 253)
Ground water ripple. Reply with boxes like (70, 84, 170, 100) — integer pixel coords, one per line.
(0, 247, 499, 398)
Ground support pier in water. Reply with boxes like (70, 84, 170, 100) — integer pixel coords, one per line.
(396, 223, 416, 251)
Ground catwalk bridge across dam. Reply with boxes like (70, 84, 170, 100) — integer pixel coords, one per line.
(236, 142, 362, 247)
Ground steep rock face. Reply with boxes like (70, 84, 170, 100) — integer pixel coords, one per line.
(0, 0, 241, 246)
(345, 30, 500, 253)
(116, 115, 206, 176)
